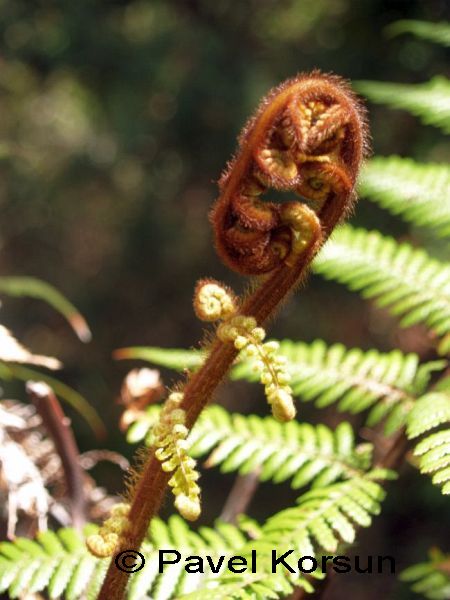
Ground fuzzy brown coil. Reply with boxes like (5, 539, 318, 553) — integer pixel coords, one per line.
(211, 71, 367, 275)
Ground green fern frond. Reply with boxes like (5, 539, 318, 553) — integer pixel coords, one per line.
(313, 225, 450, 355)
(359, 157, 450, 240)
(0, 470, 393, 600)
(401, 548, 450, 599)
(259, 469, 393, 553)
(178, 571, 307, 600)
(127, 517, 248, 600)
(356, 77, 450, 133)
(128, 404, 373, 489)
(0, 527, 99, 600)
(407, 392, 450, 494)
(181, 470, 393, 599)
(387, 19, 450, 47)
(0, 517, 249, 600)
(233, 339, 445, 433)
(407, 393, 450, 438)
(124, 339, 445, 434)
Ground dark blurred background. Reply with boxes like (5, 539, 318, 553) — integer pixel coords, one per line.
(0, 1, 449, 598)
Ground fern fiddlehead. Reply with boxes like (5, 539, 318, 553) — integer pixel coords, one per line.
(97, 72, 367, 600)
(212, 71, 366, 282)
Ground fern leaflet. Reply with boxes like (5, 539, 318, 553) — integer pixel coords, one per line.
(0, 276, 91, 342)
(359, 157, 450, 240)
(356, 77, 450, 133)
(406, 392, 450, 494)
(180, 470, 393, 599)
(123, 339, 445, 434)
(128, 405, 374, 489)
(401, 548, 450, 599)
(387, 19, 450, 47)
(313, 225, 450, 355)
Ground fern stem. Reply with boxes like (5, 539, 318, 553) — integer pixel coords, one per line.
(98, 247, 321, 600)
(98, 72, 365, 600)
(99, 198, 345, 600)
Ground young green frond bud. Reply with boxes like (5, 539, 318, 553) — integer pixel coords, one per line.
(174, 494, 201, 521)
(110, 503, 130, 518)
(216, 314, 296, 421)
(86, 501, 132, 558)
(194, 279, 238, 322)
(152, 391, 201, 520)
(270, 388, 296, 422)
(86, 532, 119, 558)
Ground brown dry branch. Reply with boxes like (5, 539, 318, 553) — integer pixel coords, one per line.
(26, 381, 86, 529)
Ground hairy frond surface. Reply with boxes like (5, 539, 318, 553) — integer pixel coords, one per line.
(359, 157, 450, 240)
(407, 392, 450, 494)
(313, 225, 450, 355)
(401, 548, 450, 599)
(387, 19, 450, 47)
(356, 77, 450, 133)
(128, 404, 373, 489)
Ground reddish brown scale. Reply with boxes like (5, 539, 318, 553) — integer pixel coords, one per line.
(210, 71, 368, 276)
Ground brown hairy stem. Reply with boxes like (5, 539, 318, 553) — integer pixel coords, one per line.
(98, 71, 367, 600)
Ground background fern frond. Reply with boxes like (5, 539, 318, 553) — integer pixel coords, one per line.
(233, 339, 445, 433)
(128, 517, 248, 600)
(0, 470, 393, 600)
(356, 77, 450, 133)
(401, 548, 450, 599)
(259, 469, 393, 554)
(359, 157, 450, 240)
(407, 392, 450, 495)
(178, 571, 306, 600)
(0, 527, 98, 600)
(0, 517, 249, 600)
(124, 339, 445, 435)
(313, 225, 450, 355)
(182, 470, 393, 599)
(128, 405, 373, 489)
(386, 19, 450, 47)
